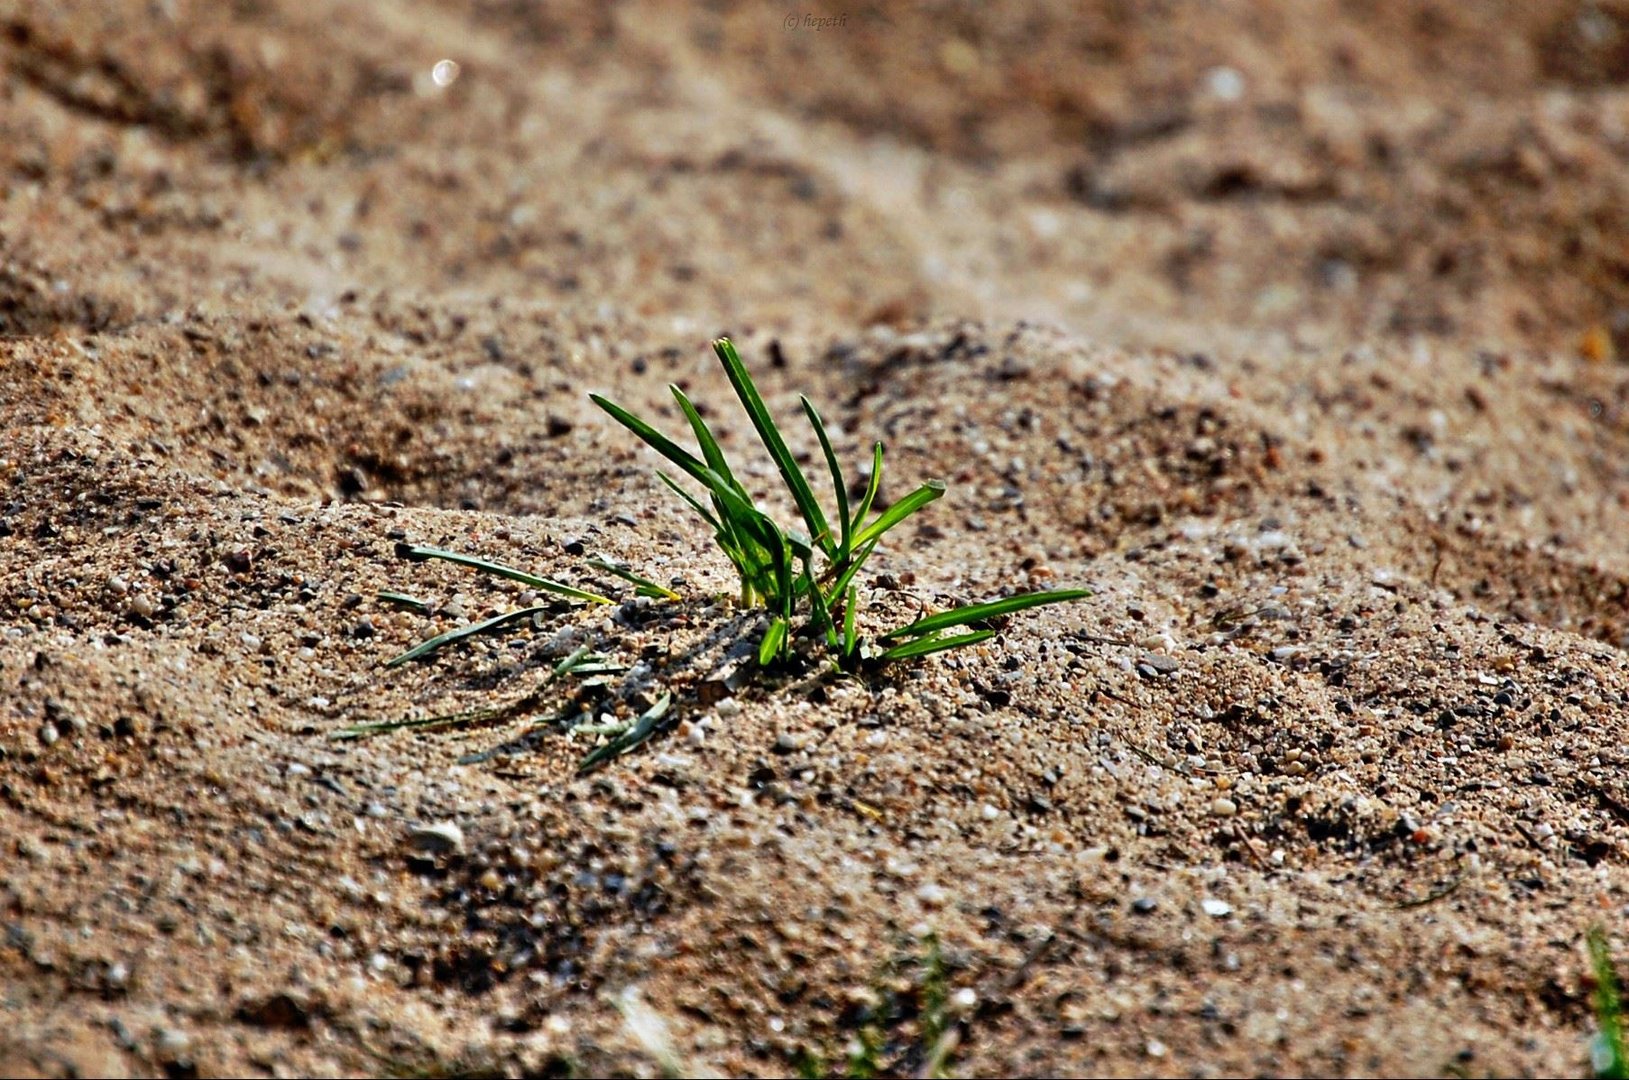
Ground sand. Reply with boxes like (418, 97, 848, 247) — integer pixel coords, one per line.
(4, 2, 1629, 1076)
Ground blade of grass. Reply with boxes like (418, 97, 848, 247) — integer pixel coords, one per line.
(802, 396, 851, 556)
(825, 537, 879, 603)
(705, 464, 793, 608)
(713, 337, 834, 557)
(841, 584, 858, 657)
(577, 691, 673, 772)
(377, 590, 433, 614)
(1591, 927, 1629, 1080)
(399, 546, 611, 604)
(586, 556, 680, 600)
(656, 471, 724, 532)
(853, 442, 884, 527)
(800, 556, 839, 649)
(590, 393, 712, 487)
(879, 629, 996, 661)
(758, 615, 789, 666)
(672, 385, 749, 499)
(882, 588, 1092, 642)
(850, 480, 946, 549)
(385, 605, 550, 667)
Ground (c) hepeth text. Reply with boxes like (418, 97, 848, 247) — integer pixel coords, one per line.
(782, 11, 849, 31)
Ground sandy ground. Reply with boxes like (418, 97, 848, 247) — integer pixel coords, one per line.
(5, 2, 1629, 1076)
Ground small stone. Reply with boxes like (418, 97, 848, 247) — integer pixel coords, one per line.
(1137, 652, 1179, 677)
(352, 618, 376, 639)
(773, 732, 802, 754)
(129, 594, 158, 618)
(1210, 797, 1239, 817)
(407, 821, 464, 855)
(916, 882, 948, 907)
(1131, 897, 1157, 914)
(155, 1027, 191, 1056)
(224, 548, 253, 574)
(1201, 898, 1233, 917)
(38, 723, 59, 747)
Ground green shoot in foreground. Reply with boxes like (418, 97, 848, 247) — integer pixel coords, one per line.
(591, 337, 1088, 668)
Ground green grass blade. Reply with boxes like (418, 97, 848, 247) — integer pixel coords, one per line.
(704, 464, 792, 607)
(590, 393, 711, 487)
(377, 590, 432, 614)
(552, 644, 625, 678)
(385, 605, 551, 667)
(758, 615, 789, 665)
(882, 588, 1091, 642)
(1591, 927, 1629, 1079)
(398, 546, 611, 605)
(577, 691, 673, 772)
(826, 537, 879, 605)
(800, 557, 839, 649)
(853, 442, 884, 527)
(672, 385, 748, 499)
(713, 337, 834, 557)
(842, 584, 858, 657)
(656, 471, 724, 533)
(879, 629, 996, 661)
(586, 556, 680, 600)
(851, 480, 945, 549)
(801, 396, 851, 556)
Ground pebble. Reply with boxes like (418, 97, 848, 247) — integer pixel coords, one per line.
(1131, 897, 1158, 914)
(1201, 898, 1233, 917)
(38, 723, 59, 747)
(916, 883, 949, 907)
(773, 732, 803, 754)
(129, 594, 159, 618)
(1210, 797, 1239, 817)
(407, 821, 464, 855)
(155, 1028, 191, 1057)
(1137, 652, 1179, 676)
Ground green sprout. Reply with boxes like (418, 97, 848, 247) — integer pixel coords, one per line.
(1592, 926, 1628, 1079)
(591, 337, 1087, 667)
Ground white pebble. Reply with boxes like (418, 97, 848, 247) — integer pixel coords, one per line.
(1210, 797, 1239, 817)
(1201, 898, 1233, 917)
(407, 821, 464, 855)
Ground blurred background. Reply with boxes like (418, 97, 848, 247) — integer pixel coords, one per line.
(5, 0, 1628, 358)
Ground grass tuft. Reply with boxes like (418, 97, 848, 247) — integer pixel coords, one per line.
(591, 337, 1089, 668)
